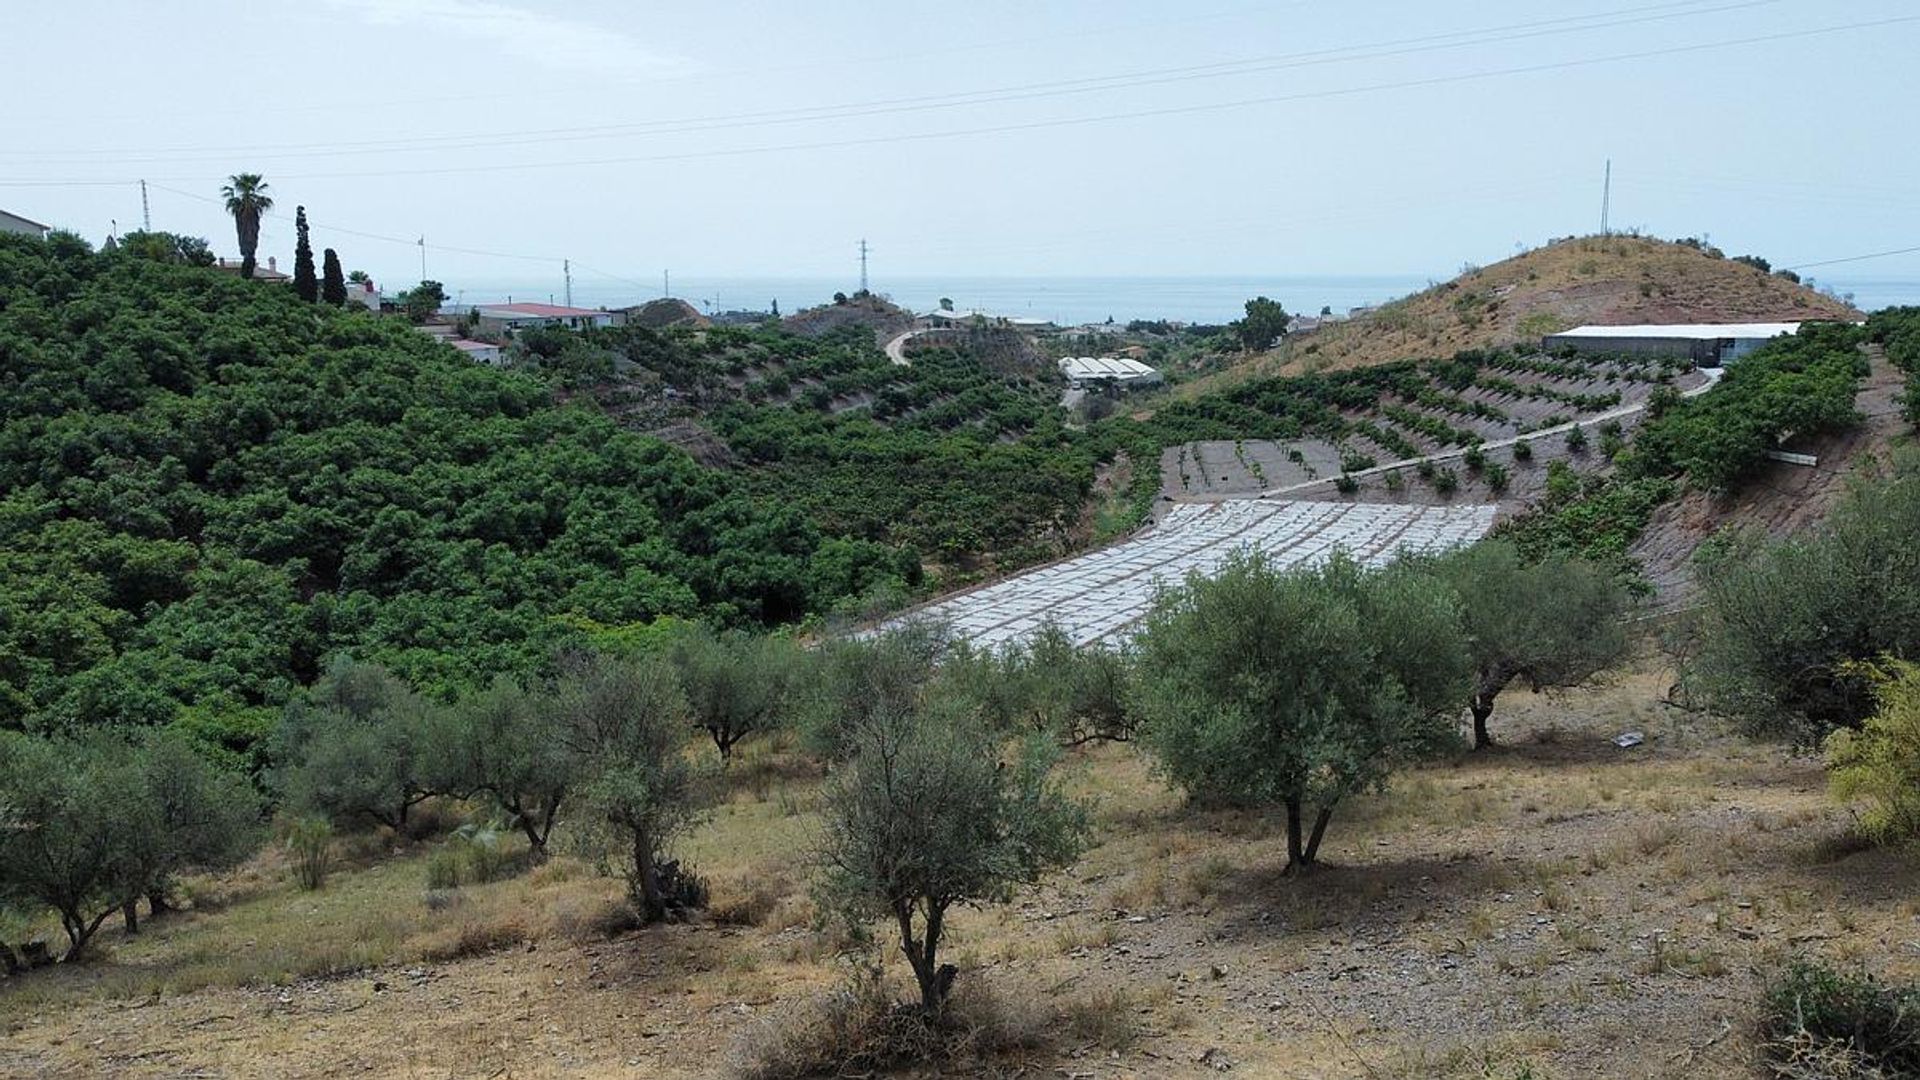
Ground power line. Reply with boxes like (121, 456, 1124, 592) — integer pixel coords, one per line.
(0, 0, 1777, 167)
(1782, 244, 1920, 272)
(14, 13, 1900, 187)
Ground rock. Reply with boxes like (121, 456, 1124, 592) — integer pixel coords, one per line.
(1195, 1047, 1234, 1071)
(372, 980, 388, 993)
(1210, 964, 1228, 979)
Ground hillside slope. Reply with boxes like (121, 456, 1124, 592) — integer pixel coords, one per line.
(1195, 236, 1860, 389)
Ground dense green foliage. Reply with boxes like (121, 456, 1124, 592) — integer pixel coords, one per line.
(1625, 323, 1868, 490)
(1132, 552, 1469, 870)
(0, 233, 911, 734)
(1687, 457, 1920, 739)
(1868, 306, 1920, 423)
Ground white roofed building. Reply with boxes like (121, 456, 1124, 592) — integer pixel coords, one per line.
(1059, 355, 1162, 388)
(1543, 322, 1815, 365)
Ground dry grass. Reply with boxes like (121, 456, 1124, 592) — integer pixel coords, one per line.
(8, 659, 1920, 1080)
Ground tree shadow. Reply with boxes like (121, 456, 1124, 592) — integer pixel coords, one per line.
(1201, 851, 1521, 942)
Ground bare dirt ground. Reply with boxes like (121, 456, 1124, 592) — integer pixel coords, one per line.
(4, 664, 1914, 1080)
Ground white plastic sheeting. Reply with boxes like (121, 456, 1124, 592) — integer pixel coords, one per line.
(888, 499, 1497, 648)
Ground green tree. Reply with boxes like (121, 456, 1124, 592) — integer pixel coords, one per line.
(400, 279, 447, 324)
(943, 622, 1135, 745)
(800, 622, 945, 758)
(272, 660, 434, 832)
(321, 248, 346, 306)
(120, 729, 262, 930)
(559, 654, 702, 923)
(220, 173, 273, 278)
(422, 678, 571, 855)
(815, 706, 1086, 1014)
(0, 730, 259, 958)
(1134, 552, 1468, 871)
(1232, 296, 1289, 353)
(292, 206, 317, 302)
(1430, 540, 1628, 748)
(671, 626, 804, 762)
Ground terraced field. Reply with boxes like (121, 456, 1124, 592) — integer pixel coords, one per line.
(893, 498, 1496, 647)
(1162, 350, 1697, 498)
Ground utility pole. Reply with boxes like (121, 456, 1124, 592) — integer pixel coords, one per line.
(563, 259, 572, 307)
(1600, 159, 1612, 237)
(139, 180, 151, 231)
(858, 238, 869, 294)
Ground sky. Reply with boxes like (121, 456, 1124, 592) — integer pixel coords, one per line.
(4, 0, 1918, 305)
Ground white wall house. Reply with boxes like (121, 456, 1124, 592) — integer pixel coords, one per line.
(0, 209, 51, 239)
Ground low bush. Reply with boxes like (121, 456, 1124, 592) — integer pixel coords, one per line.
(1759, 959, 1920, 1077)
(1432, 468, 1460, 496)
(1334, 474, 1359, 495)
(1512, 439, 1533, 462)
(727, 966, 1048, 1080)
(1826, 660, 1920, 845)
(287, 818, 333, 892)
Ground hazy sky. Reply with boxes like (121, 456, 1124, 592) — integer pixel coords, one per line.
(5, 0, 1917, 297)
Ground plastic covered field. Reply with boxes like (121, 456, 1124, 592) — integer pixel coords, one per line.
(893, 499, 1497, 648)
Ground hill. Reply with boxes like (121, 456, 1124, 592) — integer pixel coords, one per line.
(1185, 235, 1861, 391)
(0, 233, 916, 732)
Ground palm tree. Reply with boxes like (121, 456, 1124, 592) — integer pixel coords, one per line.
(221, 174, 274, 279)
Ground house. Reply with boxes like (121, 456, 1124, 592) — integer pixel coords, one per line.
(1058, 356, 1163, 389)
(449, 339, 504, 365)
(0, 209, 50, 240)
(343, 279, 380, 312)
(470, 302, 613, 334)
(1543, 322, 1813, 366)
(212, 255, 292, 283)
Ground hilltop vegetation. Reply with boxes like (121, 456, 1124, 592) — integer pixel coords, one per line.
(1184, 235, 1860, 389)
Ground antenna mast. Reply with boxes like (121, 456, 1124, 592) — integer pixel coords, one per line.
(1600, 159, 1612, 236)
(139, 180, 151, 231)
(418, 236, 427, 281)
(858, 238, 869, 293)
(563, 259, 572, 308)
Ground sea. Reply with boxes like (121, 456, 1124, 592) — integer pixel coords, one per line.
(446, 274, 1920, 328)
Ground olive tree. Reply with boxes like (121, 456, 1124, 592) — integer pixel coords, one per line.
(671, 625, 805, 762)
(801, 621, 946, 759)
(123, 730, 262, 929)
(942, 621, 1136, 745)
(422, 678, 572, 856)
(273, 659, 434, 832)
(1431, 540, 1628, 748)
(0, 730, 260, 959)
(1134, 552, 1468, 871)
(815, 705, 1086, 1014)
(559, 654, 703, 923)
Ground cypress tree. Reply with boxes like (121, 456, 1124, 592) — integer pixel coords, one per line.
(292, 206, 317, 302)
(321, 248, 346, 306)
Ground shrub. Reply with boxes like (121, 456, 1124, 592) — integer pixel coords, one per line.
(1759, 959, 1920, 1077)
(1512, 439, 1533, 462)
(1688, 459, 1920, 737)
(287, 817, 334, 891)
(1462, 445, 1486, 472)
(1384, 470, 1405, 493)
(1564, 425, 1588, 453)
(1334, 474, 1359, 495)
(1416, 459, 1437, 481)
(1432, 468, 1460, 496)
(1826, 660, 1920, 846)
(1482, 461, 1511, 494)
